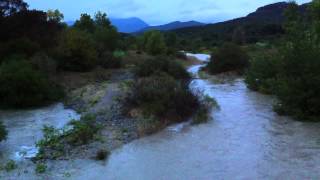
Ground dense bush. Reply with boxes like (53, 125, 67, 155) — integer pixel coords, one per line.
(98, 51, 122, 69)
(206, 43, 249, 74)
(0, 121, 7, 142)
(140, 31, 167, 55)
(0, 59, 63, 108)
(245, 1, 320, 121)
(30, 52, 57, 75)
(275, 36, 320, 120)
(65, 114, 100, 145)
(129, 74, 199, 121)
(245, 51, 279, 94)
(0, 38, 40, 60)
(134, 56, 190, 80)
(56, 28, 98, 72)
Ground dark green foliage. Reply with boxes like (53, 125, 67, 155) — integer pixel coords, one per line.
(98, 51, 122, 69)
(245, 0, 320, 121)
(0, 121, 7, 142)
(56, 28, 98, 72)
(140, 31, 167, 55)
(275, 36, 320, 120)
(30, 52, 57, 75)
(36, 125, 64, 153)
(0, 38, 40, 60)
(74, 13, 95, 33)
(0, 59, 63, 108)
(4, 160, 17, 172)
(0, 9, 63, 57)
(134, 56, 190, 80)
(129, 74, 199, 121)
(245, 51, 279, 94)
(207, 43, 249, 74)
(192, 95, 217, 125)
(35, 163, 47, 174)
(94, 27, 119, 55)
(66, 114, 100, 145)
(93, 12, 119, 54)
(36, 114, 100, 159)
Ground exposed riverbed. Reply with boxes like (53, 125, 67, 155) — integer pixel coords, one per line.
(1, 54, 320, 179)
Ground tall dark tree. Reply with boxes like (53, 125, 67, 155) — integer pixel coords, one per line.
(94, 11, 111, 28)
(74, 13, 95, 33)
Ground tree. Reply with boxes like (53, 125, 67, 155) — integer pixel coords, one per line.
(0, 0, 28, 17)
(56, 28, 98, 71)
(93, 11, 119, 54)
(273, 0, 320, 120)
(94, 26, 119, 54)
(142, 31, 167, 55)
(47, 9, 64, 23)
(94, 11, 111, 28)
(0, 59, 63, 108)
(74, 13, 95, 33)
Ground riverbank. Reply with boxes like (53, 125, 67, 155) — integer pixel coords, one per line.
(0, 52, 212, 179)
(39, 52, 206, 160)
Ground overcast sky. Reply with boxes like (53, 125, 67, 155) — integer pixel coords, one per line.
(25, 0, 311, 25)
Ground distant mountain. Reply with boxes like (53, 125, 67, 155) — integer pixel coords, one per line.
(139, 21, 205, 33)
(110, 17, 149, 33)
(173, 2, 309, 47)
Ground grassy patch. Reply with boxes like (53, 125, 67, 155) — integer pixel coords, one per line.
(36, 114, 101, 160)
(35, 163, 47, 174)
(2, 160, 17, 172)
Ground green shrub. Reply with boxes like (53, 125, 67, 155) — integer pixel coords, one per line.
(98, 51, 122, 69)
(36, 125, 64, 152)
(275, 38, 320, 120)
(140, 31, 167, 55)
(134, 56, 190, 80)
(94, 27, 119, 55)
(192, 95, 217, 125)
(0, 38, 40, 60)
(4, 160, 17, 172)
(129, 74, 199, 121)
(35, 163, 47, 174)
(244, 1, 320, 121)
(36, 115, 100, 159)
(0, 121, 7, 142)
(0, 59, 63, 108)
(56, 28, 98, 72)
(245, 51, 279, 94)
(207, 43, 249, 74)
(65, 114, 100, 145)
(30, 52, 57, 75)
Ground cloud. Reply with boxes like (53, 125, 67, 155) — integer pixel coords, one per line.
(25, 0, 311, 25)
